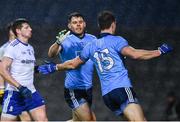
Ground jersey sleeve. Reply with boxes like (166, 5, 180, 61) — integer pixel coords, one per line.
(114, 36, 129, 52)
(79, 42, 91, 62)
(0, 46, 5, 60)
(3, 45, 16, 59)
(0, 42, 9, 60)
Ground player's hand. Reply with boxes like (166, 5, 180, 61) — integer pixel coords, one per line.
(38, 61, 57, 75)
(158, 43, 173, 54)
(56, 29, 70, 45)
(17, 85, 32, 98)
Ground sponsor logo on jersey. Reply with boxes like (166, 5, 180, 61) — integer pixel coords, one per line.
(21, 59, 35, 64)
(21, 49, 34, 55)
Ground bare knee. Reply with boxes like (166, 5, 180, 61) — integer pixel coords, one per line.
(73, 103, 96, 121)
(19, 111, 32, 121)
(73, 111, 93, 121)
(123, 103, 146, 121)
(29, 105, 48, 121)
(1, 113, 18, 121)
(34, 114, 48, 121)
(39, 116, 48, 121)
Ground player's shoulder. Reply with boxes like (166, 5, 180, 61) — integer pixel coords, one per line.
(65, 33, 74, 41)
(116, 35, 127, 40)
(85, 33, 97, 39)
(67, 33, 73, 38)
(28, 43, 33, 48)
(9, 39, 20, 47)
(0, 41, 9, 48)
(109, 35, 127, 43)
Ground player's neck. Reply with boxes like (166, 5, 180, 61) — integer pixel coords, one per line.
(101, 29, 113, 34)
(101, 23, 116, 34)
(70, 31, 85, 39)
(17, 36, 29, 44)
(9, 37, 16, 42)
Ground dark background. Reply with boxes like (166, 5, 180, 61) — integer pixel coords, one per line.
(0, 0, 180, 120)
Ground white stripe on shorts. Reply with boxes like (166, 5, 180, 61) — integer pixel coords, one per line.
(125, 87, 135, 102)
(69, 89, 79, 108)
(2, 90, 13, 113)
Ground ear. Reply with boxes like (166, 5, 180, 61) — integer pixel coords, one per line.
(67, 23, 70, 29)
(84, 21, 86, 28)
(111, 22, 116, 34)
(111, 22, 115, 29)
(16, 28, 21, 35)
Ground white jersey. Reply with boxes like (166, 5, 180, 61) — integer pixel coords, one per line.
(3, 39, 36, 92)
(0, 42, 10, 60)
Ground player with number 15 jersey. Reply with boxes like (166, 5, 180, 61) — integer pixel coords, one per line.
(80, 33, 132, 96)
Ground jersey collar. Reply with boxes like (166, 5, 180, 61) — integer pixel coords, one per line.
(99, 33, 112, 38)
(16, 39, 28, 46)
(70, 31, 85, 39)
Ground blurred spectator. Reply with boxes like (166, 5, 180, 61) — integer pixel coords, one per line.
(175, 98, 180, 120)
(164, 91, 180, 121)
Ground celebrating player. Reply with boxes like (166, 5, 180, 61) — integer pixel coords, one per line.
(39, 11, 172, 121)
(48, 12, 96, 121)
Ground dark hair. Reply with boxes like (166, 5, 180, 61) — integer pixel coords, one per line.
(68, 12, 85, 23)
(5, 21, 14, 36)
(98, 10, 116, 30)
(6, 21, 13, 32)
(12, 18, 29, 36)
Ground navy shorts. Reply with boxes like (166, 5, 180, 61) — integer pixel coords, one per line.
(2, 90, 45, 116)
(64, 87, 92, 110)
(103, 87, 139, 116)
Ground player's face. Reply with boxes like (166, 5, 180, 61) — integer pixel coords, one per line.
(18, 23, 32, 39)
(68, 16, 86, 35)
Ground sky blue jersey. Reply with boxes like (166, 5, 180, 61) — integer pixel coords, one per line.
(80, 33, 132, 95)
(60, 33, 96, 89)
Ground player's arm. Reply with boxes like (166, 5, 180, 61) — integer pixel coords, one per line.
(0, 57, 20, 88)
(48, 43, 62, 57)
(121, 44, 172, 60)
(56, 56, 84, 70)
(48, 30, 70, 58)
(0, 74, 5, 100)
(38, 56, 84, 74)
(0, 57, 32, 98)
(121, 46, 161, 60)
(0, 60, 5, 91)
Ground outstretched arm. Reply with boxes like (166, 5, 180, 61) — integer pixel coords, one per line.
(56, 56, 84, 70)
(121, 43, 172, 60)
(121, 46, 161, 60)
(38, 56, 84, 74)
